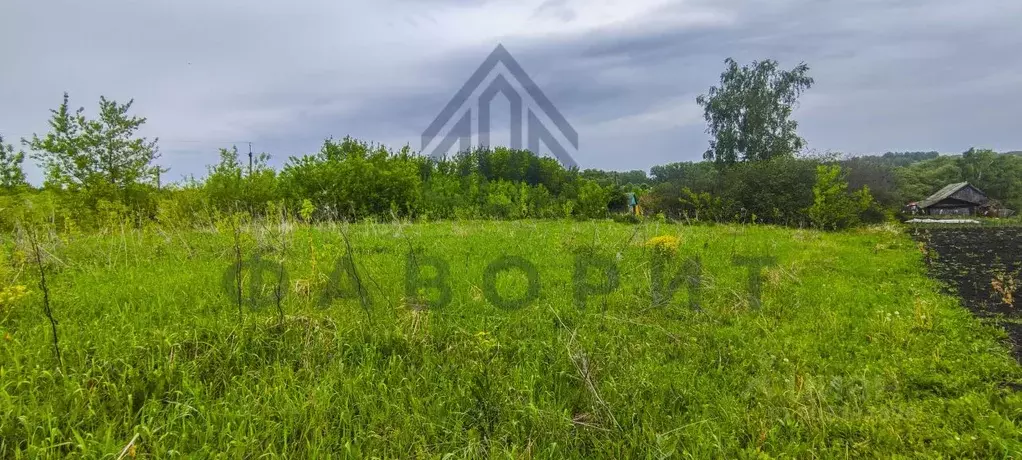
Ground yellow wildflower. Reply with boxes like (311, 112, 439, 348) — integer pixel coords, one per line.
(0, 285, 29, 307)
(645, 235, 681, 252)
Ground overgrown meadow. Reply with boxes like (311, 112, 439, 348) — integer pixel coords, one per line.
(1, 220, 1021, 457)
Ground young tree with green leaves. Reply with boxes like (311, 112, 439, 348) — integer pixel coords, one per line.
(0, 134, 27, 190)
(24, 93, 160, 199)
(808, 164, 873, 230)
(697, 58, 814, 166)
(204, 146, 279, 214)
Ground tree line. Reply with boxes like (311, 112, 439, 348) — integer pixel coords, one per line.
(2, 58, 1018, 232)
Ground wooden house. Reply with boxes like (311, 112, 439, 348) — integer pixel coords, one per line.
(916, 182, 989, 216)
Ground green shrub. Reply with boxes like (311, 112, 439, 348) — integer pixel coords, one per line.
(808, 164, 873, 230)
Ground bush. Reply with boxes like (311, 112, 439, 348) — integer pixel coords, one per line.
(575, 180, 611, 219)
(719, 157, 818, 225)
(678, 187, 731, 222)
(807, 164, 874, 230)
(640, 157, 819, 225)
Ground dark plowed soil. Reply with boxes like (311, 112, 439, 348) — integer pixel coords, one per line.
(909, 226, 1022, 361)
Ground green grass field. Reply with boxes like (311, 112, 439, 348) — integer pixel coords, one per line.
(1, 220, 1020, 457)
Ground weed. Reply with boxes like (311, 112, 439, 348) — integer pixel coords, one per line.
(992, 270, 1018, 307)
(25, 226, 61, 368)
(1, 220, 1021, 457)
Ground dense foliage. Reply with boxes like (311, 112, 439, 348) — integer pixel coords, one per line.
(696, 58, 814, 165)
(24, 93, 162, 212)
(896, 148, 1022, 211)
(4, 109, 1020, 233)
(0, 135, 27, 191)
(1, 58, 1019, 232)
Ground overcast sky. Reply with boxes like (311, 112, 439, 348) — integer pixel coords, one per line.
(2, 0, 1021, 183)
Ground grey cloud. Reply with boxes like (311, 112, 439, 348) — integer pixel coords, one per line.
(533, 0, 577, 22)
(3, 0, 1022, 181)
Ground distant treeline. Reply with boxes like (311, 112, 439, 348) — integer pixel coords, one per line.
(1, 133, 642, 229)
(4, 126, 1018, 233)
(3, 57, 1020, 232)
(638, 149, 1022, 222)
(843, 149, 1022, 210)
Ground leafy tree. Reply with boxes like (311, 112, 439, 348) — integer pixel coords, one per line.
(643, 162, 723, 218)
(575, 179, 611, 218)
(484, 180, 526, 218)
(678, 187, 727, 222)
(649, 161, 719, 188)
(961, 148, 1022, 211)
(893, 148, 1022, 211)
(808, 164, 873, 230)
(525, 184, 557, 218)
(840, 156, 902, 207)
(204, 147, 245, 211)
(720, 157, 818, 225)
(0, 134, 27, 190)
(205, 146, 278, 214)
(876, 151, 940, 167)
(420, 173, 462, 220)
(960, 148, 998, 184)
(697, 58, 814, 165)
(24, 93, 160, 200)
(581, 169, 648, 187)
(894, 155, 963, 203)
(279, 137, 421, 220)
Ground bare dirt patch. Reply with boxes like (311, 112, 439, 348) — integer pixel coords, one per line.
(911, 226, 1022, 360)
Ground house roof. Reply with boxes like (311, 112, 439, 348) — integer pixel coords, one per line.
(918, 182, 979, 209)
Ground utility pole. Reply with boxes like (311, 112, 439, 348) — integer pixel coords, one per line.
(248, 142, 253, 177)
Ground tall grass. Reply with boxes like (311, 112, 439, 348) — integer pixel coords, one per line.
(0, 220, 1020, 457)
